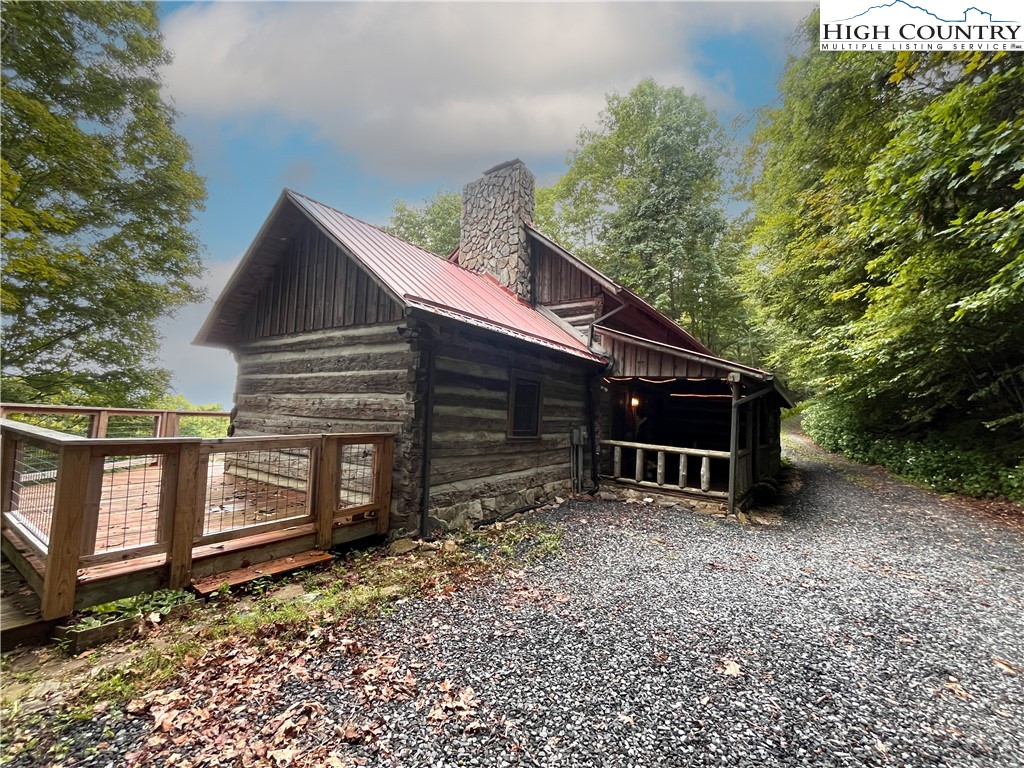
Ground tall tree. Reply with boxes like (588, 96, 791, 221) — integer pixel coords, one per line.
(539, 79, 737, 353)
(745, 13, 1023, 451)
(386, 188, 460, 256)
(1, 1, 206, 406)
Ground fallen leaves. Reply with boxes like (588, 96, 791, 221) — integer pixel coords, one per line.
(992, 656, 1018, 676)
(939, 677, 971, 701)
(717, 657, 743, 677)
(426, 682, 481, 725)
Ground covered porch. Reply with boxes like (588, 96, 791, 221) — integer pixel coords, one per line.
(593, 327, 791, 511)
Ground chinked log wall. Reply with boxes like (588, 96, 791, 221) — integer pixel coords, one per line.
(426, 328, 592, 529)
(231, 323, 421, 532)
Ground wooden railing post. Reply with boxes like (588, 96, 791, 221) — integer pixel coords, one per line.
(159, 412, 181, 438)
(374, 435, 394, 535)
(1, 430, 20, 516)
(78, 451, 106, 557)
(88, 410, 109, 438)
(634, 447, 643, 483)
(168, 442, 201, 589)
(315, 436, 338, 550)
(41, 443, 96, 619)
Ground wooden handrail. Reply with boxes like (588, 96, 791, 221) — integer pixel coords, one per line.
(599, 438, 730, 460)
(0, 403, 230, 418)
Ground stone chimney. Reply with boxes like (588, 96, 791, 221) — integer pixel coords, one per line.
(459, 159, 535, 301)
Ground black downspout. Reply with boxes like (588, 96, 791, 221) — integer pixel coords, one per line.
(585, 372, 600, 490)
(419, 348, 436, 537)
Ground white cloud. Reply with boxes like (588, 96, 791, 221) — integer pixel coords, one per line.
(157, 258, 240, 406)
(162, 1, 811, 181)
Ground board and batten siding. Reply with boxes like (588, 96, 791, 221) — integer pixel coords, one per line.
(426, 328, 593, 529)
(533, 241, 602, 331)
(240, 220, 404, 341)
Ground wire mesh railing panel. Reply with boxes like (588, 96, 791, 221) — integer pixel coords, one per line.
(93, 454, 163, 553)
(338, 444, 373, 508)
(7, 412, 91, 437)
(104, 415, 158, 438)
(204, 448, 311, 536)
(6, 442, 60, 545)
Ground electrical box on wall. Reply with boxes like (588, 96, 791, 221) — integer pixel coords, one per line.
(571, 426, 588, 446)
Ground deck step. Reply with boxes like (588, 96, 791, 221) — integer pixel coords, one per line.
(191, 550, 334, 596)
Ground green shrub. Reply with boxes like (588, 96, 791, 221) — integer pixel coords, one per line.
(803, 399, 1024, 502)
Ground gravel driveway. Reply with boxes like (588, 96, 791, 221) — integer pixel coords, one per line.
(11, 434, 1024, 767)
(311, 433, 1023, 768)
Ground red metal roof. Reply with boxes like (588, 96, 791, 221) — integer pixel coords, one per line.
(288, 190, 605, 364)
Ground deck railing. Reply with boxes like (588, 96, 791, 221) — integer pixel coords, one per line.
(0, 402, 231, 439)
(0, 418, 394, 620)
(599, 438, 747, 501)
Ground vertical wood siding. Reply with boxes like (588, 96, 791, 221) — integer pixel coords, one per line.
(242, 221, 404, 340)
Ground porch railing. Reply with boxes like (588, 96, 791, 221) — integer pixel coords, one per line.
(599, 438, 740, 500)
(1, 418, 394, 620)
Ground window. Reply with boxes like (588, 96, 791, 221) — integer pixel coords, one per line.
(508, 373, 542, 438)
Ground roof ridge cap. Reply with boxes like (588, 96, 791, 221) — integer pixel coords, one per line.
(288, 188, 447, 259)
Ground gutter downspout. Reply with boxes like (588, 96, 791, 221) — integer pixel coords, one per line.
(728, 372, 741, 514)
(419, 347, 436, 538)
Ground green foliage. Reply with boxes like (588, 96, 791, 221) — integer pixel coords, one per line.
(386, 187, 461, 256)
(803, 400, 1024, 502)
(744, 12, 1023, 486)
(541, 79, 742, 354)
(152, 393, 229, 437)
(1, 1, 207, 407)
(76, 589, 196, 630)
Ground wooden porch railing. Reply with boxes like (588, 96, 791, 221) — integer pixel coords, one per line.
(599, 438, 740, 501)
(0, 402, 231, 439)
(0, 418, 394, 620)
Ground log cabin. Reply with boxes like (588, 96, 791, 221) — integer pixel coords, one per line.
(195, 159, 792, 534)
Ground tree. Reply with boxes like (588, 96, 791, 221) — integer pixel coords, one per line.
(1, 1, 206, 407)
(386, 188, 460, 256)
(539, 79, 737, 353)
(744, 13, 1023, 492)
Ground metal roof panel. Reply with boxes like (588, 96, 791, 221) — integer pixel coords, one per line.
(288, 191, 605, 364)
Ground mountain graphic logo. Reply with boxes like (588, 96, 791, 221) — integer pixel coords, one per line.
(828, 1, 1017, 23)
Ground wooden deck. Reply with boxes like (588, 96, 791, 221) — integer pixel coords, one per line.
(1, 410, 395, 623)
(10, 461, 314, 557)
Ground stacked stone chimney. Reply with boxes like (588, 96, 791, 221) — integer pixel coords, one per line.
(459, 159, 535, 301)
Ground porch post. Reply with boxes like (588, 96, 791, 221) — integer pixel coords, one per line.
(727, 373, 741, 514)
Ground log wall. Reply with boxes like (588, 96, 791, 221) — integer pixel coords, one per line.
(426, 327, 593, 529)
(230, 324, 422, 531)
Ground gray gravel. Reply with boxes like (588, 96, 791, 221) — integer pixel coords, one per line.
(12, 434, 1024, 767)
(301, 434, 1023, 767)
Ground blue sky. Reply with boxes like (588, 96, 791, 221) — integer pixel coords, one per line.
(155, 1, 815, 406)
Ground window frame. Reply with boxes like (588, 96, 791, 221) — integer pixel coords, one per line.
(507, 370, 543, 440)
